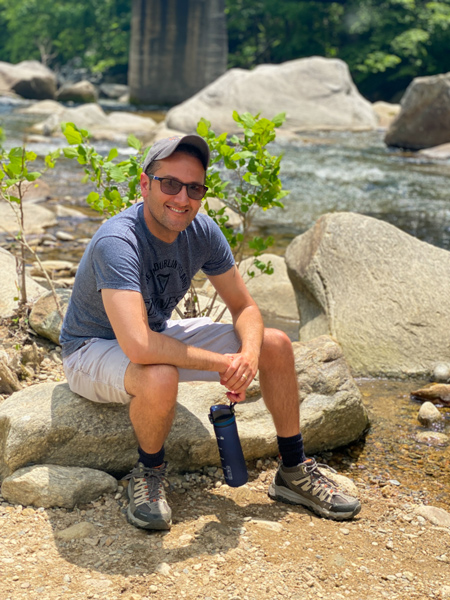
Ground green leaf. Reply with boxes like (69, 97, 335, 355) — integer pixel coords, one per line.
(63, 147, 79, 159)
(197, 120, 209, 138)
(86, 191, 100, 205)
(127, 135, 141, 151)
(63, 123, 83, 145)
(25, 172, 41, 182)
(272, 112, 286, 128)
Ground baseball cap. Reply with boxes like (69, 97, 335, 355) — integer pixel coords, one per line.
(142, 134, 210, 172)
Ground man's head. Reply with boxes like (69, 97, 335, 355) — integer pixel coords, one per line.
(140, 135, 210, 243)
(142, 135, 210, 175)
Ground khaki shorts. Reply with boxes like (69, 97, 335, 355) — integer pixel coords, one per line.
(63, 317, 240, 405)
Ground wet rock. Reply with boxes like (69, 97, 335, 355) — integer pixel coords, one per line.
(385, 72, 450, 150)
(56, 80, 98, 103)
(417, 401, 443, 427)
(415, 431, 449, 446)
(0, 248, 46, 318)
(99, 83, 129, 99)
(55, 231, 75, 242)
(0, 337, 368, 477)
(166, 57, 377, 134)
(411, 383, 450, 406)
(413, 505, 450, 527)
(432, 363, 450, 383)
(55, 521, 99, 541)
(286, 212, 450, 377)
(1, 464, 117, 509)
(419, 143, 450, 160)
(29, 289, 71, 343)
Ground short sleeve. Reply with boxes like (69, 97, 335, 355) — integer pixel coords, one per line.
(200, 219, 235, 276)
(91, 235, 142, 292)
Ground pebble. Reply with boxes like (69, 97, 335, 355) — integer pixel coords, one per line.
(156, 562, 171, 576)
(55, 231, 75, 242)
(148, 586, 158, 594)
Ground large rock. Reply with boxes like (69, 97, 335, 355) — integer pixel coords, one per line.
(166, 57, 377, 134)
(385, 72, 450, 150)
(56, 80, 98, 103)
(285, 212, 450, 377)
(32, 103, 157, 141)
(1, 464, 117, 509)
(0, 248, 46, 319)
(372, 101, 401, 129)
(29, 289, 71, 343)
(0, 336, 368, 480)
(202, 254, 298, 323)
(0, 201, 57, 235)
(0, 61, 56, 99)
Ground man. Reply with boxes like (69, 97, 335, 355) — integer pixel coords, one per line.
(60, 134, 361, 531)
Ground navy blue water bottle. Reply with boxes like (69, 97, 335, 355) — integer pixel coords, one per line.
(208, 402, 248, 487)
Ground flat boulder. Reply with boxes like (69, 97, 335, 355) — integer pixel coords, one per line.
(166, 57, 377, 134)
(0, 201, 57, 235)
(285, 212, 450, 377)
(1, 464, 117, 509)
(0, 248, 46, 319)
(32, 103, 157, 141)
(0, 336, 368, 480)
(385, 72, 450, 150)
(0, 60, 56, 100)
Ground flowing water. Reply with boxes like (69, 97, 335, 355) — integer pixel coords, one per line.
(1, 100, 450, 507)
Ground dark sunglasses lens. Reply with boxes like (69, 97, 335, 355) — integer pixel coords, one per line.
(187, 185, 207, 200)
(160, 179, 182, 195)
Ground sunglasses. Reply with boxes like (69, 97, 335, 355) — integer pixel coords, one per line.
(149, 175, 208, 201)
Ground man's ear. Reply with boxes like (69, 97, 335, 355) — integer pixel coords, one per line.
(140, 172, 150, 196)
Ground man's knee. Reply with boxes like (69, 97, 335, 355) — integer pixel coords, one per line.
(260, 328, 294, 366)
(126, 363, 179, 398)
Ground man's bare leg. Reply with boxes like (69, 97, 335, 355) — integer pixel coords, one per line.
(123, 362, 178, 530)
(258, 328, 300, 437)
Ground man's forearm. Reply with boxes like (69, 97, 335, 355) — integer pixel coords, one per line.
(232, 303, 264, 360)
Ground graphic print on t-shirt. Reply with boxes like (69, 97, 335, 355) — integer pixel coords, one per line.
(144, 259, 190, 327)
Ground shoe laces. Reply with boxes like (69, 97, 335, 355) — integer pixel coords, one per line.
(125, 462, 168, 504)
(304, 459, 339, 496)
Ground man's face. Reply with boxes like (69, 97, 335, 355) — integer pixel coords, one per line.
(140, 151, 205, 243)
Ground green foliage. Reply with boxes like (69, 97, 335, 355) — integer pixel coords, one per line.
(225, 0, 450, 100)
(0, 132, 61, 309)
(61, 123, 144, 217)
(0, 0, 130, 72)
(197, 111, 288, 277)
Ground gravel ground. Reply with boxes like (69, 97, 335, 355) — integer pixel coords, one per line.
(1, 324, 450, 600)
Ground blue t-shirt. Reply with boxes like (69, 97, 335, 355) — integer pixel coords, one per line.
(60, 202, 235, 358)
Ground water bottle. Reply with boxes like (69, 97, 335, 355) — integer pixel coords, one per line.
(208, 403, 248, 487)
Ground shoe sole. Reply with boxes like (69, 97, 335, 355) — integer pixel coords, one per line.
(126, 505, 172, 530)
(268, 482, 361, 521)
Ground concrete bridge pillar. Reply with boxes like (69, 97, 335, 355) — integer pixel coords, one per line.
(129, 0, 227, 106)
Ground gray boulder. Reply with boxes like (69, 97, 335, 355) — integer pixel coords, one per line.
(385, 72, 450, 150)
(166, 57, 377, 134)
(1, 464, 117, 509)
(0, 201, 57, 236)
(0, 336, 368, 480)
(0, 248, 46, 319)
(56, 80, 98, 103)
(0, 60, 56, 99)
(29, 289, 71, 343)
(285, 212, 450, 377)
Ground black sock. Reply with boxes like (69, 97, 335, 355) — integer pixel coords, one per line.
(138, 446, 165, 469)
(277, 433, 306, 467)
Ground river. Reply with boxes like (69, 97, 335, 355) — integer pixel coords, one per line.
(1, 99, 449, 509)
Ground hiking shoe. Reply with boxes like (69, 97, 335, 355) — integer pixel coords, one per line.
(124, 462, 172, 530)
(268, 458, 361, 521)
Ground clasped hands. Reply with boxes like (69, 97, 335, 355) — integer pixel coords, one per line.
(219, 352, 258, 403)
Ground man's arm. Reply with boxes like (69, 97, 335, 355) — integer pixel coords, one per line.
(207, 265, 264, 399)
(101, 288, 231, 373)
